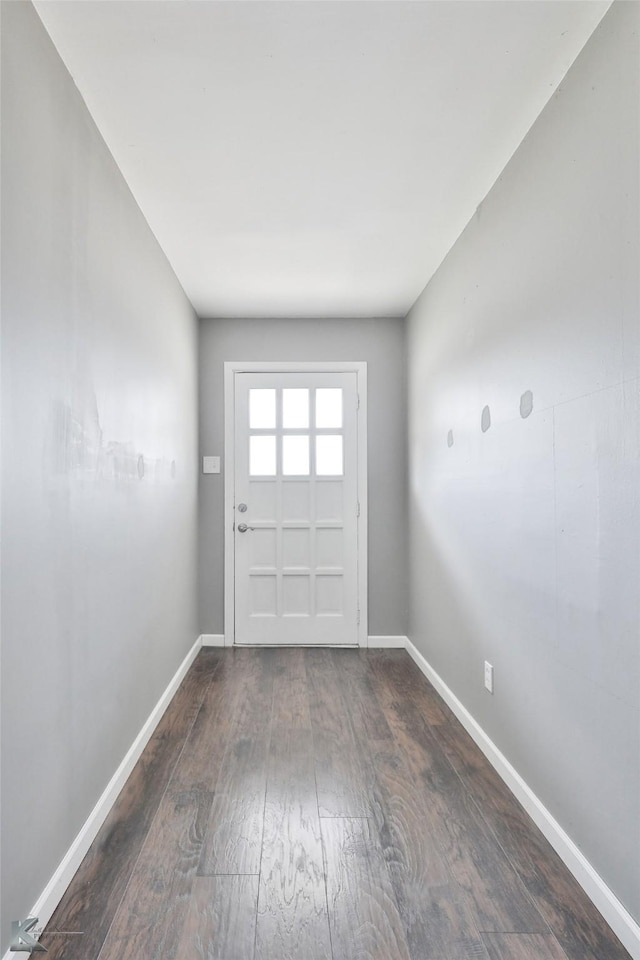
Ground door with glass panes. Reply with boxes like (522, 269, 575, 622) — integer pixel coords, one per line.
(234, 371, 359, 645)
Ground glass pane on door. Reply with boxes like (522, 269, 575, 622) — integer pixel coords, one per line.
(316, 388, 343, 428)
(250, 389, 276, 428)
(283, 388, 309, 428)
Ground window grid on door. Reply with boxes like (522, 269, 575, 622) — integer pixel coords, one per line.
(249, 387, 344, 478)
(246, 385, 345, 622)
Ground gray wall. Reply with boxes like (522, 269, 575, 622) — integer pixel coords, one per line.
(198, 317, 407, 638)
(1, 3, 199, 948)
(406, 0, 639, 923)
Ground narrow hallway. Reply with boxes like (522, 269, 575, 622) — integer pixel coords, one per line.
(41, 648, 630, 960)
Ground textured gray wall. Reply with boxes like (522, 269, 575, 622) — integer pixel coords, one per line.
(1, 4, 199, 949)
(198, 317, 408, 638)
(406, 1, 639, 922)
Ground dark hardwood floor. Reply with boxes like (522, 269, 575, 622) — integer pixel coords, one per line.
(41, 648, 631, 960)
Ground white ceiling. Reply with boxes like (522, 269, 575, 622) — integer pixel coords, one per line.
(34, 1, 610, 319)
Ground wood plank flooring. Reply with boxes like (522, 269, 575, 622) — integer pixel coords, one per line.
(40, 648, 631, 960)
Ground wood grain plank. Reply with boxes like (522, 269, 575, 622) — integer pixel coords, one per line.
(198, 739, 268, 875)
(266, 645, 307, 680)
(367, 741, 451, 888)
(331, 649, 394, 741)
(271, 648, 312, 730)
(322, 816, 412, 960)
(369, 649, 450, 726)
(255, 728, 332, 960)
(97, 784, 213, 960)
(176, 875, 259, 960)
(40, 650, 222, 960)
(481, 932, 568, 960)
(403, 886, 491, 960)
(305, 648, 374, 817)
(198, 650, 273, 875)
(170, 652, 250, 792)
(368, 661, 547, 936)
(432, 714, 632, 960)
(368, 743, 489, 960)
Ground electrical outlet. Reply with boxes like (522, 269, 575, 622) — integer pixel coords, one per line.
(484, 661, 494, 694)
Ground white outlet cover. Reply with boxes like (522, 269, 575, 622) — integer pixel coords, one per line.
(203, 455, 221, 474)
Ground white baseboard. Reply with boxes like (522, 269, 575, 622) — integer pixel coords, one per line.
(367, 635, 408, 648)
(404, 637, 640, 960)
(2, 637, 202, 960)
(200, 633, 225, 647)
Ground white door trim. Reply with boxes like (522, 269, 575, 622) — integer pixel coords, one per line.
(224, 361, 368, 647)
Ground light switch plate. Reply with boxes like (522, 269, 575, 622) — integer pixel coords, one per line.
(203, 455, 221, 474)
(484, 661, 494, 694)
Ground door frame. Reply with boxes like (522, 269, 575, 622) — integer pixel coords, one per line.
(223, 361, 368, 647)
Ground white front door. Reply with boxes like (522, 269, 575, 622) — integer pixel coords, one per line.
(232, 370, 361, 645)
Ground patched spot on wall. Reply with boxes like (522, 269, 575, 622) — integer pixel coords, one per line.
(447, 429, 454, 448)
(481, 405, 491, 433)
(520, 390, 534, 419)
